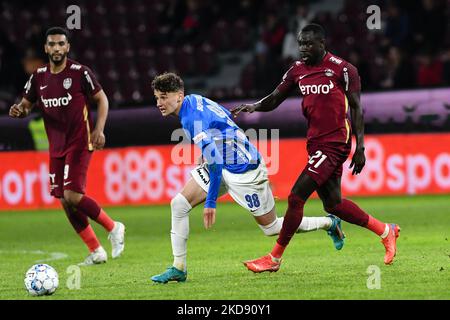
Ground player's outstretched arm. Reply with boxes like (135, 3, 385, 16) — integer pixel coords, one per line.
(9, 98, 33, 118)
(91, 90, 109, 150)
(201, 142, 224, 229)
(347, 91, 366, 175)
(231, 88, 289, 117)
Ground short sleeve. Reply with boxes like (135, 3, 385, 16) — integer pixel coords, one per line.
(276, 64, 296, 94)
(22, 73, 37, 103)
(342, 63, 361, 93)
(81, 66, 102, 96)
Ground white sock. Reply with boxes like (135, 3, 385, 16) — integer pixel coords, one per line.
(297, 216, 332, 233)
(170, 193, 192, 272)
(380, 224, 390, 239)
(258, 218, 282, 236)
(258, 216, 332, 236)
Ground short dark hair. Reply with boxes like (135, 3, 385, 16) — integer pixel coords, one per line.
(301, 23, 326, 40)
(45, 27, 70, 43)
(151, 72, 184, 93)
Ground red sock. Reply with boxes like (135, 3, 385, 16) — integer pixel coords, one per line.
(326, 198, 370, 227)
(366, 215, 387, 236)
(77, 196, 114, 232)
(77, 195, 101, 219)
(327, 199, 385, 236)
(271, 243, 286, 260)
(96, 209, 115, 232)
(78, 225, 101, 252)
(273, 193, 305, 258)
(63, 204, 89, 233)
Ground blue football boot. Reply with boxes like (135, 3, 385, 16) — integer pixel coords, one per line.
(151, 266, 187, 284)
(327, 214, 345, 250)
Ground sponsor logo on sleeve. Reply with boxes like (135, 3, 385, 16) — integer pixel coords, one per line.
(84, 71, 95, 90)
(329, 56, 342, 65)
(196, 167, 209, 185)
(193, 132, 208, 144)
(24, 74, 33, 94)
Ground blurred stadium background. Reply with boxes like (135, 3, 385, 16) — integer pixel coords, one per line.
(0, 0, 449, 300)
(0, 0, 449, 149)
(0, 0, 450, 208)
(1, 0, 450, 108)
(1, 0, 449, 205)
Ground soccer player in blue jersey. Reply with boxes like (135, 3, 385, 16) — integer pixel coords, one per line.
(150, 73, 345, 283)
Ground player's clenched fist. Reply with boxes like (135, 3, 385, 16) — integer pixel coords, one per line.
(91, 129, 106, 150)
(9, 104, 25, 118)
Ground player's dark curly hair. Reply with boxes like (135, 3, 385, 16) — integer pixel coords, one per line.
(151, 72, 184, 93)
(45, 27, 70, 43)
(301, 23, 326, 40)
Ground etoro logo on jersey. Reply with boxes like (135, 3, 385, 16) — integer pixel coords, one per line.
(299, 80, 334, 95)
(41, 93, 72, 108)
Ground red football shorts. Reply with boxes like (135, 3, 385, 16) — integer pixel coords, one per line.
(49, 149, 92, 198)
(302, 142, 351, 186)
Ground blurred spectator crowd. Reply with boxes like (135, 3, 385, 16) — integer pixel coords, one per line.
(0, 0, 449, 114)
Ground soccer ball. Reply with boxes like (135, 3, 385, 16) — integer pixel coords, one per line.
(24, 264, 59, 296)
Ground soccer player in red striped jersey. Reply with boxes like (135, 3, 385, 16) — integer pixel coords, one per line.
(232, 24, 400, 272)
(9, 27, 125, 265)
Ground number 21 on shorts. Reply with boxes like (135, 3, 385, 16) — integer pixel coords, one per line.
(308, 150, 327, 168)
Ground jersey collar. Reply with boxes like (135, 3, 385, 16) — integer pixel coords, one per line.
(178, 96, 189, 118)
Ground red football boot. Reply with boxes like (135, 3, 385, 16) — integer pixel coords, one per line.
(243, 254, 281, 273)
(382, 224, 401, 265)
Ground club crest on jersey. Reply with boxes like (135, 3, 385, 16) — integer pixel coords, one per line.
(324, 69, 334, 77)
(63, 78, 72, 89)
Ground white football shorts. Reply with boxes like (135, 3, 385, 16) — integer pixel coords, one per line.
(190, 160, 275, 216)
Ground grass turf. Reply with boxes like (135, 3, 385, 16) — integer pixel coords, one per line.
(0, 195, 448, 300)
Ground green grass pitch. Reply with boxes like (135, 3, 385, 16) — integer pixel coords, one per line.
(0, 195, 448, 300)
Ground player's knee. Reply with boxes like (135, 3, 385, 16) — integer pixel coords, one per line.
(290, 186, 302, 198)
(59, 198, 72, 215)
(323, 198, 341, 213)
(63, 190, 82, 207)
(287, 193, 306, 208)
(171, 193, 192, 218)
(60, 198, 68, 207)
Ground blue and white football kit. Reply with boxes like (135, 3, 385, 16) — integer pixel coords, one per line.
(180, 94, 275, 216)
(150, 94, 345, 283)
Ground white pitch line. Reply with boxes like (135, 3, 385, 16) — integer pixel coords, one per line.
(0, 250, 69, 262)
